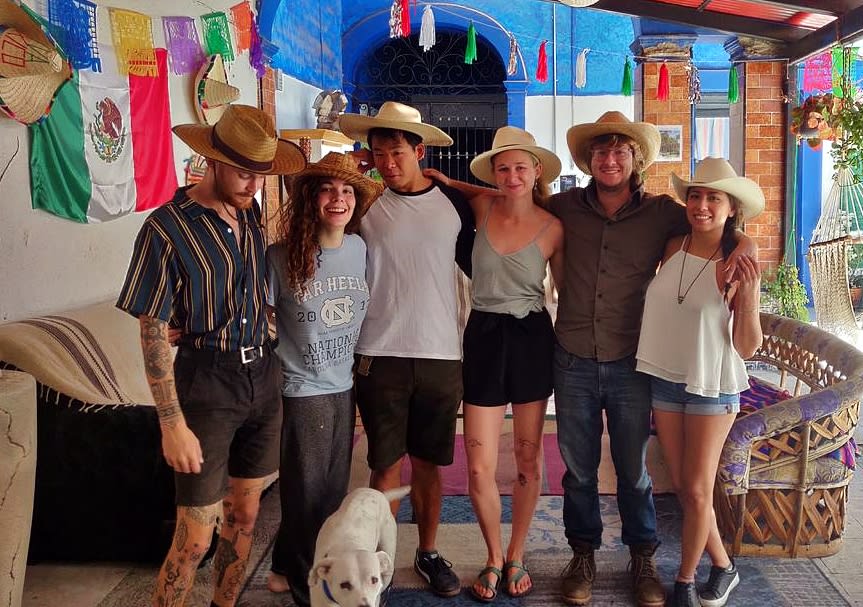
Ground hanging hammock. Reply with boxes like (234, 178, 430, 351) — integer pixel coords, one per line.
(807, 167, 863, 337)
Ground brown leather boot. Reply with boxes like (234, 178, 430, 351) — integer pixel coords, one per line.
(561, 541, 596, 605)
(628, 543, 665, 607)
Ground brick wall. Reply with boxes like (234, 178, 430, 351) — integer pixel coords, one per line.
(740, 61, 785, 272)
(641, 62, 692, 194)
(259, 68, 283, 244)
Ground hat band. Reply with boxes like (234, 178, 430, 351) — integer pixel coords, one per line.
(211, 128, 273, 173)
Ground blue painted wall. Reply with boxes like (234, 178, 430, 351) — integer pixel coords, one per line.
(258, 0, 342, 89)
(341, 3, 636, 97)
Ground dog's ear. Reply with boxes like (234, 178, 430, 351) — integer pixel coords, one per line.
(309, 558, 334, 586)
(376, 551, 394, 579)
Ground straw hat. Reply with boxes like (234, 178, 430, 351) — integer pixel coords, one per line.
(194, 54, 240, 126)
(0, 0, 72, 124)
(470, 126, 562, 186)
(672, 157, 765, 220)
(173, 104, 306, 175)
(566, 111, 661, 175)
(291, 152, 385, 213)
(338, 101, 453, 146)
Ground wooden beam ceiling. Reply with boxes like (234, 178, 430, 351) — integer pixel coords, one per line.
(785, 4, 863, 62)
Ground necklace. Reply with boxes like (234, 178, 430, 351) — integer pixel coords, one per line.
(677, 237, 721, 304)
(220, 200, 238, 221)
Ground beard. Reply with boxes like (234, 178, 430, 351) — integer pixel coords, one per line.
(213, 165, 256, 210)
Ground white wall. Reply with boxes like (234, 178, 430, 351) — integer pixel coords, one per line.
(0, 0, 259, 322)
(274, 74, 320, 130)
(526, 94, 635, 191)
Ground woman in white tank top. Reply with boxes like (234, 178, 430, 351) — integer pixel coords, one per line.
(636, 158, 764, 607)
(426, 127, 565, 601)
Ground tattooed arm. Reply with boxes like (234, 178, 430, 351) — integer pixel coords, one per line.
(140, 315, 204, 474)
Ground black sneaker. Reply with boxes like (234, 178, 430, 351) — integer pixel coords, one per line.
(699, 563, 740, 607)
(670, 581, 700, 607)
(414, 549, 461, 597)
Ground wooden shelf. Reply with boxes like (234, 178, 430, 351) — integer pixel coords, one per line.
(279, 128, 355, 146)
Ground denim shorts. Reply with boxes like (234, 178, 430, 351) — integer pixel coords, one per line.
(650, 377, 740, 416)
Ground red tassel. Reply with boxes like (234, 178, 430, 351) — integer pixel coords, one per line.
(536, 41, 548, 83)
(400, 0, 411, 36)
(657, 62, 670, 101)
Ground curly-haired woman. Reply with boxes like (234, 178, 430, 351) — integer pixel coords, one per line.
(266, 152, 383, 607)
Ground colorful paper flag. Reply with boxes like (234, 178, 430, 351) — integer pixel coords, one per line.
(230, 2, 253, 53)
(200, 12, 234, 62)
(162, 16, 205, 75)
(47, 0, 101, 72)
(108, 7, 157, 77)
(29, 47, 177, 223)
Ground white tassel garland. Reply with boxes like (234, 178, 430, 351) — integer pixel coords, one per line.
(575, 48, 589, 88)
(419, 5, 435, 52)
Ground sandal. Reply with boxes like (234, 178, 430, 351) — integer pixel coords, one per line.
(470, 565, 503, 603)
(504, 560, 533, 598)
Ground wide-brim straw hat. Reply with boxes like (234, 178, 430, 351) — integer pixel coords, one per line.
(0, 0, 72, 124)
(291, 152, 385, 213)
(470, 126, 562, 186)
(173, 104, 306, 175)
(338, 101, 453, 147)
(194, 54, 240, 126)
(566, 111, 661, 175)
(672, 157, 765, 220)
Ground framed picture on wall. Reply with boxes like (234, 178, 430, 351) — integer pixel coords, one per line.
(656, 125, 683, 162)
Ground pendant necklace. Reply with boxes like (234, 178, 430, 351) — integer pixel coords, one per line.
(220, 200, 238, 221)
(677, 237, 721, 304)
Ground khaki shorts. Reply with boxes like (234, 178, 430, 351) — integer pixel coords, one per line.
(354, 356, 462, 470)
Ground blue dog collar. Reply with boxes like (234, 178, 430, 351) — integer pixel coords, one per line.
(322, 579, 338, 604)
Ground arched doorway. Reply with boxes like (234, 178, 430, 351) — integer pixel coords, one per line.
(349, 30, 508, 184)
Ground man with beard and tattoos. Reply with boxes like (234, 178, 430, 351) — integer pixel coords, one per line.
(117, 105, 306, 607)
(550, 112, 755, 607)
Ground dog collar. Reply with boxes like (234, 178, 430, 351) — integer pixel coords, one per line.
(322, 579, 338, 604)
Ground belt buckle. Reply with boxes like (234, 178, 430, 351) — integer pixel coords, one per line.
(240, 345, 260, 364)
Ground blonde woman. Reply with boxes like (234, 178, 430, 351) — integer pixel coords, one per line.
(428, 126, 564, 601)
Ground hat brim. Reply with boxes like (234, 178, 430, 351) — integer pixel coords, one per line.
(566, 121, 661, 175)
(0, 0, 56, 51)
(0, 68, 71, 124)
(470, 144, 562, 187)
(671, 173, 765, 220)
(292, 167, 385, 215)
(173, 123, 306, 175)
(338, 113, 453, 147)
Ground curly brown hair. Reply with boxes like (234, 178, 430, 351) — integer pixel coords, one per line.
(277, 177, 364, 291)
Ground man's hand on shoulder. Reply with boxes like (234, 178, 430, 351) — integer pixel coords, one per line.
(422, 168, 450, 187)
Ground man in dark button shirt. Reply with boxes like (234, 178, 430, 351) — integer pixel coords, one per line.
(117, 105, 305, 607)
(549, 112, 752, 607)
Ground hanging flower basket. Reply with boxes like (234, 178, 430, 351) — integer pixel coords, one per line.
(789, 93, 838, 149)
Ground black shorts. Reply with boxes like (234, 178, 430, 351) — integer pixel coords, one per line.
(462, 309, 554, 406)
(172, 345, 282, 507)
(354, 356, 462, 470)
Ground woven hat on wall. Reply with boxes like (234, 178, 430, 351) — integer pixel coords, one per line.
(0, 0, 72, 124)
(194, 54, 240, 126)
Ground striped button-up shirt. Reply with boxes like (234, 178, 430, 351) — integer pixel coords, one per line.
(117, 187, 269, 352)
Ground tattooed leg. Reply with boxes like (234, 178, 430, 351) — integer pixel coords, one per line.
(506, 399, 548, 596)
(462, 402, 507, 596)
(153, 504, 220, 607)
(211, 477, 266, 606)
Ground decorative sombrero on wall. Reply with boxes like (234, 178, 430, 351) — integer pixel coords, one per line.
(194, 54, 240, 125)
(0, 0, 72, 124)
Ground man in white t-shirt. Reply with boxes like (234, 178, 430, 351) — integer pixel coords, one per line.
(340, 101, 474, 598)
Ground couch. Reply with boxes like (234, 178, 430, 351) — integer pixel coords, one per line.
(0, 302, 175, 561)
(714, 313, 863, 557)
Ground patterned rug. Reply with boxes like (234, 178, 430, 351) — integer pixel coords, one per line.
(99, 482, 851, 607)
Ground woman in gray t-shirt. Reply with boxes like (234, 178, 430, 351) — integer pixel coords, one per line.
(265, 153, 383, 606)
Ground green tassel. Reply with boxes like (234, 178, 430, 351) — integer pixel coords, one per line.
(621, 57, 633, 96)
(465, 22, 477, 65)
(727, 66, 740, 103)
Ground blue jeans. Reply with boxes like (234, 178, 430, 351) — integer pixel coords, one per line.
(553, 343, 657, 549)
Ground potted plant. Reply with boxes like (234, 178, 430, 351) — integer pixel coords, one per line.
(762, 261, 810, 321)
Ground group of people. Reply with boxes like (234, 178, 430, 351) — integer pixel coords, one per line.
(118, 98, 763, 607)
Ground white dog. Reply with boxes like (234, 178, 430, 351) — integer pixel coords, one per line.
(308, 486, 410, 607)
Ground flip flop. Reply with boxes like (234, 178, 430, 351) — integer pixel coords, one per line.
(504, 560, 533, 598)
(470, 565, 503, 603)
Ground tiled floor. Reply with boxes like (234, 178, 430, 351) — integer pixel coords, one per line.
(20, 430, 863, 607)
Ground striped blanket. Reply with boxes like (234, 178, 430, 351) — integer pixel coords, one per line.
(0, 301, 154, 408)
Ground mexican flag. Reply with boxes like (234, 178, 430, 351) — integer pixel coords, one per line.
(30, 47, 177, 223)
